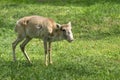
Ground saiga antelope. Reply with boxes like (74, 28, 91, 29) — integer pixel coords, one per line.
(12, 15, 74, 66)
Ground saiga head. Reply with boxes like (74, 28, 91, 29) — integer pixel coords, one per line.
(57, 22, 74, 42)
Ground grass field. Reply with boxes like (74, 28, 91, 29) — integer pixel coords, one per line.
(0, 0, 120, 80)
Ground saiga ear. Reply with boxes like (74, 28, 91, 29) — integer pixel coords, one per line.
(68, 22, 71, 27)
(56, 23, 62, 29)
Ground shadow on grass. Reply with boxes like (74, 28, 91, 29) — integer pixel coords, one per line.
(1, 0, 120, 7)
(0, 54, 120, 79)
(0, 59, 96, 80)
(36, 0, 120, 7)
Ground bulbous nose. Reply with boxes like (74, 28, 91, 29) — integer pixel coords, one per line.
(69, 38, 74, 42)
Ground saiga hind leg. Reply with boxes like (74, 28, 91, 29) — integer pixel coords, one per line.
(12, 35, 24, 62)
(20, 37, 32, 63)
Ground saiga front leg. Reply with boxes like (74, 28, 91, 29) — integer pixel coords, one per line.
(44, 41, 48, 66)
(48, 42, 52, 64)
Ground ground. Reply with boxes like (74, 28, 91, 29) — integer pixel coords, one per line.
(0, 0, 120, 80)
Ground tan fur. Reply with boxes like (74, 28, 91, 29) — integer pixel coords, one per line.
(15, 16, 56, 39)
(12, 15, 74, 66)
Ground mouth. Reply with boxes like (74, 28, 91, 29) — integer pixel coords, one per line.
(68, 39, 74, 43)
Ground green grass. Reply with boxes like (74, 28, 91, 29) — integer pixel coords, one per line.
(0, 0, 120, 80)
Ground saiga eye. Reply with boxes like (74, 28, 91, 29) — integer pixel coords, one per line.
(62, 29, 66, 32)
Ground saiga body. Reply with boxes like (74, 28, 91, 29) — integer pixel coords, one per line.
(12, 15, 74, 66)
